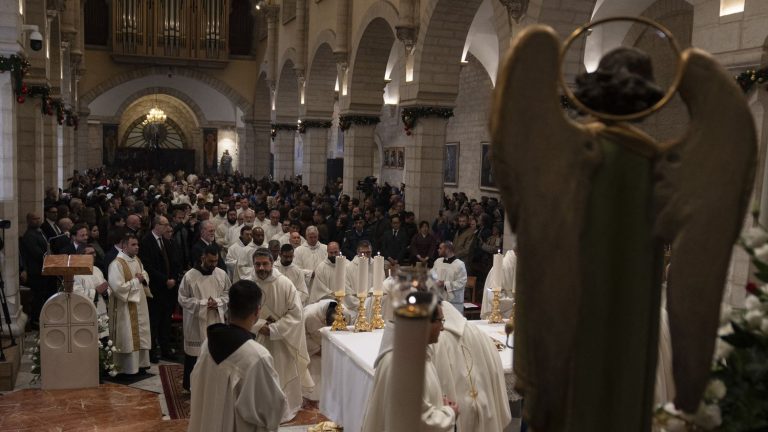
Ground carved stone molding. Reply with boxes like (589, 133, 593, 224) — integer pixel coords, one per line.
(396, 26, 417, 55)
(498, 0, 529, 23)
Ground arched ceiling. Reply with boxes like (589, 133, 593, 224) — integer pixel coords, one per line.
(88, 74, 237, 122)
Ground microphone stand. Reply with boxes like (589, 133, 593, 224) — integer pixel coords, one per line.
(0, 227, 16, 362)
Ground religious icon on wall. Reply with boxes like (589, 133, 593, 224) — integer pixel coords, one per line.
(480, 142, 495, 189)
(102, 124, 118, 166)
(444, 143, 459, 185)
(203, 128, 218, 174)
(397, 148, 404, 169)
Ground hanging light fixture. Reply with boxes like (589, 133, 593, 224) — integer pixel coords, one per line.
(147, 91, 167, 124)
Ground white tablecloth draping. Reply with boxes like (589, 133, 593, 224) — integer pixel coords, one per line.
(319, 321, 516, 432)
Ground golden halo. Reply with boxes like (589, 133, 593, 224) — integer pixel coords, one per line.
(559, 16, 685, 122)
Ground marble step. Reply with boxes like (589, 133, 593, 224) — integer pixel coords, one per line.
(0, 338, 24, 391)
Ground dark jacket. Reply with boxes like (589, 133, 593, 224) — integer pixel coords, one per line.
(379, 228, 410, 264)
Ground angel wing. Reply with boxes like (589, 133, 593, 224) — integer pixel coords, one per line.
(655, 49, 757, 412)
(490, 25, 597, 430)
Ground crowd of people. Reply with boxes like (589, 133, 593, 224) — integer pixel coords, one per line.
(17, 167, 509, 429)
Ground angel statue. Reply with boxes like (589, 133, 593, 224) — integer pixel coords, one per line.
(490, 17, 756, 432)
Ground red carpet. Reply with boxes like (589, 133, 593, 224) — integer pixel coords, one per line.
(159, 363, 329, 425)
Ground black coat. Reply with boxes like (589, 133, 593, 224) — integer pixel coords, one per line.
(139, 233, 174, 297)
(20, 228, 49, 281)
(188, 239, 225, 271)
(379, 229, 410, 264)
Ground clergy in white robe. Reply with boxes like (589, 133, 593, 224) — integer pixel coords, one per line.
(302, 299, 340, 401)
(481, 249, 517, 319)
(189, 279, 287, 432)
(251, 226, 268, 249)
(362, 303, 457, 432)
(262, 210, 283, 242)
(294, 228, 327, 287)
(215, 209, 238, 253)
(274, 244, 309, 306)
(433, 300, 512, 432)
(433, 241, 468, 314)
(344, 242, 375, 322)
(107, 237, 152, 375)
(73, 261, 110, 338)
(226, 226, 257, 282)
(179, 244, 231, 391)
(247, 249, 313, 422)
(308, 243, 339, 304)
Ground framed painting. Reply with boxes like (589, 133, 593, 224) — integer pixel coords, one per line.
(202, 128, 218, 174)
(444, 143, 458, 186)
(480, 142, 496, 189)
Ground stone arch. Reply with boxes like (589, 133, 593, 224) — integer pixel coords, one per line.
(114, 87, 207, 126)
(346, 16, 396, 113)
(307, 28, 336, 74)
(409, 0, 484, 105)
(275, 59, 299, 123)
(80, 66, 253, 118)
(305, 41, 337, 119)
(278, 47, 299, 81)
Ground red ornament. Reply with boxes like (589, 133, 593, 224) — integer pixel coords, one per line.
(21, 84, 28, 94)
(16, 95, 25, 104)
(746, 282, 759, 295)
(406, 130, 412, 136)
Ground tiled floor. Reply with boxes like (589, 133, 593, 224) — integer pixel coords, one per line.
(1, 333, 311, 431)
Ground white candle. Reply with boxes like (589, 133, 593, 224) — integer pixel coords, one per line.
(357, 255, 369, 296)
(493, 252, 503, 292)
(333, 255, 347, 297)
(373, 254, 384, 295)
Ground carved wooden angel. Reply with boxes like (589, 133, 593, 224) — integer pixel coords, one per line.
(490, 22, 756, 431)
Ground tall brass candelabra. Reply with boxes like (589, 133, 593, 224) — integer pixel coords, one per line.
(370, 293, 385, 329)
(354, 294, 372, 332)
(330, 294, 349, 331)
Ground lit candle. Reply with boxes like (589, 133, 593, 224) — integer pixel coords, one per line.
(492, 252, 503, 292)
(333, 255, 347, 297)
(358, 255, 369, 296)
(373, 254, 384, 295)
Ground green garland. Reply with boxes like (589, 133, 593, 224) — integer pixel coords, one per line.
(270, 123, 298, 138)
(401, 106, 454, 135)
(298, 120, 332, 134)
(735, 67, 768, 93)
(339, 115, 380, 132)
(0, 55, 30, 96)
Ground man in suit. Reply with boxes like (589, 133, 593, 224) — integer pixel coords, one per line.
(20, 213, 54, 328)
(189, 220, 225, 271)
(61, 223, 90, 255)
(49, 218, 74, 254)
(378, 215, 410, 266)
(40, 205, 61, 240)
(103, 227, 126, 278)
(139, 215, 177, 362)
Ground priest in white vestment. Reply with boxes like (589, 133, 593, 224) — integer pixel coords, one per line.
(481, 249, 516, 319)
(432, 241, 467, 314)
(189, 279, 287, 432)
(433, 300, 512, 432)
(277, 221, 307, 247)
(274, 244, 309, 306)
(73, 246, 109, 338)
(226, 225, 257, 282)
(215, 208, 238, 253)
(302, 299, 340, 401)
(307, 242, 340, 304)
(251, 226, 268, 249)
(247, 249, 314, 422)
(262, 210, 283, 242)
(294, 226, 327, 287)
(227, 209, 254, 248)
(362, 302, 458, 432)
(107, 235, 152, 375)
(179, 244, 231, 391)
(344, 241, 375, 321)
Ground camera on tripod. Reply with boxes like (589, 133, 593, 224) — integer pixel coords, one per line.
(356, 176, 377, 195)
(0, 220, 9, 230)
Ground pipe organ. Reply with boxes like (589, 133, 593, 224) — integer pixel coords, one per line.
(113, 0, 229, 62)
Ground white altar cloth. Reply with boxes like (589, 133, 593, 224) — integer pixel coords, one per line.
(319, 320, 514, 432)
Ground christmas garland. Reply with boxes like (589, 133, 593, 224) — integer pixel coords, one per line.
(338, 114, 380, 132)
(0, 55, 79, 129)
(298, 120, 332, 134)
(270, 123, 298, 138)
(735, 67, 768, 93)
(401, 106, 454, 135)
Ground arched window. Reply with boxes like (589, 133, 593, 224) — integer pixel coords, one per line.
(229, 0, 254, 56)
(84, 0, 109, 46)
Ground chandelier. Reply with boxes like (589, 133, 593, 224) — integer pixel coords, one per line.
(147, 107, 167, 124)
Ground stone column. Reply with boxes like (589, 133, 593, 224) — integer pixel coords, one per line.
(404, 116, 448, 223)
(16, 100, 46, 225)
(273, 127, 296, 181)
(43, 114, 61, 190)
(301, 122, 331, 192)
(341, 117, 378, 197)
(249, 119, 271, 178)
(265, 6, 279, 83)
(0, 6, 29, 360)
(76, 108, 89, 170)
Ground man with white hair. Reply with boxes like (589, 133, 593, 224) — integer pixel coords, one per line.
(294, 226, 327, 287)
(189, 220, 224, 270)
(262, 209, 283, 241)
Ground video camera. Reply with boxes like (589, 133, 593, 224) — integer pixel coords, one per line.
(356, 176, 377, 195)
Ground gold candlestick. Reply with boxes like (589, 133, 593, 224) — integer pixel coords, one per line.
(488, 290, 504, 323)
(371, 293, 385, 329)
(354, 294, 372, 332)
(331, 294, 349, 331)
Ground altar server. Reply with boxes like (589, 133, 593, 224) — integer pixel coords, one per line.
(433, 241, 468, 314)
(226, 225, 257, 282)
(73, 245, 110, 338)
(274, 244, 309, 306)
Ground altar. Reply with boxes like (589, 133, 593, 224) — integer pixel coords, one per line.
(319, 320, 516, 432)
